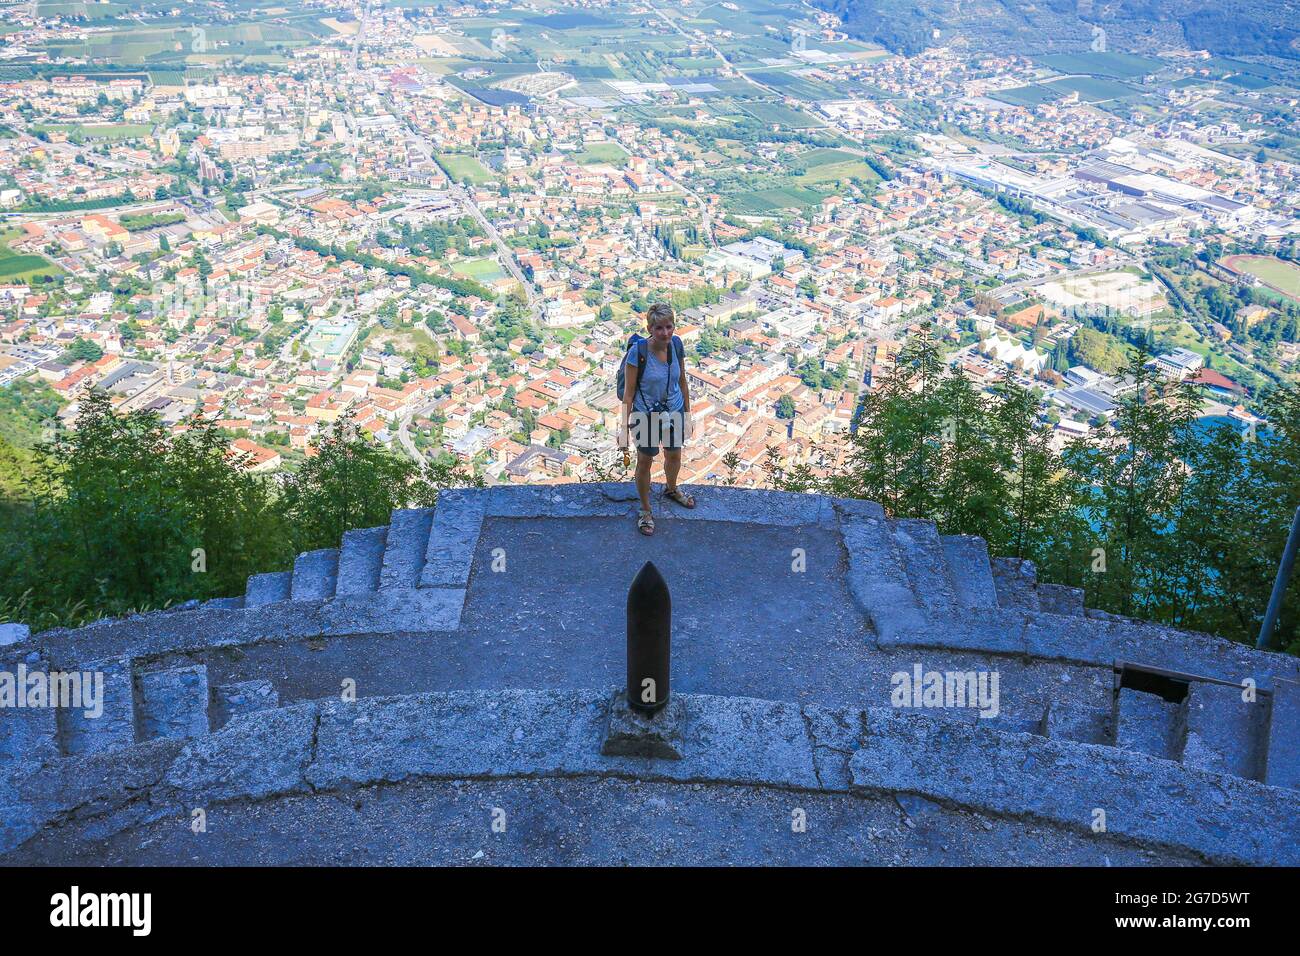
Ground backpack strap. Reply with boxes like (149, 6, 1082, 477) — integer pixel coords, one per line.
(635, 337, 649, 407)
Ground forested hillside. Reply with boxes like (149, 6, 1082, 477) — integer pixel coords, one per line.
(814, 0, 1300, 60)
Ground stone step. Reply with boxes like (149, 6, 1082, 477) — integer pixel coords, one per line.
(245, 570, 292, 607)
(1037, 701, 1109, 745)
(939, 534, 998, 609)
(989, 556, 1041, 612)
(335, 525, 388, 597)
(421, 491, 486, 588)
(58, 656, 136, 757)
(889, 519, 957, 612)
(839, 507, 926, 637)
(212, 679, 279, 730)
(0, 657, 60, 764)
(1179, 680, 1263, 780)
(136, 664, 211, 742)
(1264, 678, 1299, 790)
(1113, 686, 1180, 761)
(200, 596, 245, 610)
(379, 508, 436, 591)
(291, 548, 340, 602)
(1038, 583, 1085, 617)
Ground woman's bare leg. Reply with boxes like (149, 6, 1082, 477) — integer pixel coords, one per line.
(636, 450, 654, 512)
(663, 447, 681, 492)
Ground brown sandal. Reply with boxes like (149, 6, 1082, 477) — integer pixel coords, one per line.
(637, 509, 655, 535)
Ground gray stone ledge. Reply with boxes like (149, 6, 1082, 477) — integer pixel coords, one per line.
(4, 687, 1292, 864)
(28, 587, 467, 668)
(1023, 614, 1300, 689)
(874, 608, 1028, 654)
(484, 483, 838, 528)
(873, 607, 1300, 691)
(848, 708, 1300, 866)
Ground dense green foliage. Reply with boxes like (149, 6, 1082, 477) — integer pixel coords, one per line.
(765, 330, 1300, 652)
(256, 226, 496, 302)
(816, 0, 1300, 61)
(0, 392, 481, 631)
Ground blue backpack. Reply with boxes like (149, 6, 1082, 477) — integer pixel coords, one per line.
(616, 332, 684, 404)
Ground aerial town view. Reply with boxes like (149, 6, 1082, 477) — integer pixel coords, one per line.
(0, 0, 1298, 889)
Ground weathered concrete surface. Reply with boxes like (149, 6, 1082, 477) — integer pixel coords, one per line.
(4, 776, 1198, 867)
(245, 570, 291, 607)
(291, 548, 339, 602)
(421, 490, 486, 588)
(601, 691, 687, 759)
(1038, 583, 1085, 617)
(1114, 687, 1179, 760)
(213, 679, 279, 729)
(940, 535, 998, 609)
(138, 664, 210, 742)
(841, 510, 926, 636)
(162, 705, 318, 806)
(335, 526, 387, 597)
(0, 624, 29, 647)
(379, 508, 435, 590)
(892, 519, 957, 612)
(989, 557, 1040, 611)
(29, 586, 467, 665)
(2, 687, 1294, 864)
(1180, 681, 1264, 779)
(848, 708, 1300, 866)
(1265, 678, 1300, 790)
(58, 656, 134, 757)
(5, 485, 1298, 865)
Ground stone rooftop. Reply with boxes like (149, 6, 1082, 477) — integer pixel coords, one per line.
(1, 483, 1297, 865)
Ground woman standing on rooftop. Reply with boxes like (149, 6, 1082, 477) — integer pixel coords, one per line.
(618, 303, 695, 536)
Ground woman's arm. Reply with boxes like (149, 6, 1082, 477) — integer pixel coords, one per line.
(620, 359, 639, 448)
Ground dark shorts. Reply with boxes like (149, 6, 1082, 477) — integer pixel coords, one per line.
(635, 410, 685, 458)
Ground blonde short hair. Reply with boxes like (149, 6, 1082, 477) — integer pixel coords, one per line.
(646, 303, 675, 327)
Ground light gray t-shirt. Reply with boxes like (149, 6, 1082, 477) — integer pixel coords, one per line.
(624, 340, 685, 414)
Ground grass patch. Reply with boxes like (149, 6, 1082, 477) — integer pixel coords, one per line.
(572, 142, 630, 166)
(0, 228, 62, 282)
(434, 153, 495, 185)
(32, 122, 153, 142)
(452, 257, 507, 282)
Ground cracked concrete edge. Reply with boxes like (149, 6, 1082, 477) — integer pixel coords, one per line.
(848, 707, 1300, 866)
(484, 482, 840, 527)
(5, 687, 1292, 863)
(20, 587, 468, 671)
(876, 607, 1300, 690)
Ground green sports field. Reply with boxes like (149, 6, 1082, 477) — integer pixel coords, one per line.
(1221, 255, 1300, 302)
(452, 257, 508, 282)
(435, 154, 495, 185)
